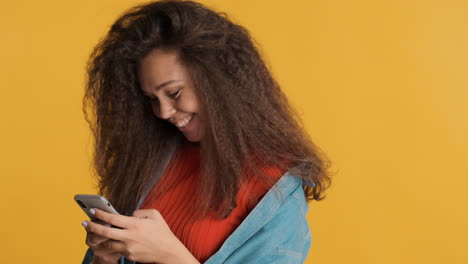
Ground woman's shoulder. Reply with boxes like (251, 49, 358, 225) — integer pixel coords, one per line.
(236, 164, 287, 213)
(205, 169, 310, 264)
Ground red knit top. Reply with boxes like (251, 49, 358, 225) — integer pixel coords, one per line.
(140, 141, 284, 263)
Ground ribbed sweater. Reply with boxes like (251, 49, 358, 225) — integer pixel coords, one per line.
(140, 141, 284, 263)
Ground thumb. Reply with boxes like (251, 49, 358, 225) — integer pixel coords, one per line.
(132, 209, 160, 219)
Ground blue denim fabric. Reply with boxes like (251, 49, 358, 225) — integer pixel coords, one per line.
(82, 172, 311, 264)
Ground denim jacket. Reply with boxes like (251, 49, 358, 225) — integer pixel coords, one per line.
(82, 171, 312, 263)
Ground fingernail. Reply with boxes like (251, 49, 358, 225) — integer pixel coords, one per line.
(90, 209, 96, 215)
(82, 221, 88, 228)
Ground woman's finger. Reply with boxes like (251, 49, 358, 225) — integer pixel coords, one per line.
(101, 239, 127, 253)
(92, 219, 112, 227)
(91, 208, 135, 229)
(86, 233, 99, 247)
(83, 220, 126, 241)
(86, 232, 109, 246)
(90, 243, 123, 261)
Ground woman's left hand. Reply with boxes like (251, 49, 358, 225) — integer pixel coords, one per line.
(83, 208, 200, 264)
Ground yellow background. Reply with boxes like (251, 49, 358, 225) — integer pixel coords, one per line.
(1, 0, 467, 263)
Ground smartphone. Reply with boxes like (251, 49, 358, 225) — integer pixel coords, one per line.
(74, 194, 120, 221)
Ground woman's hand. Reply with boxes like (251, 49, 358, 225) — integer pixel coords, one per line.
(83, 221, 122, 264)
(82, 208, 200, 264)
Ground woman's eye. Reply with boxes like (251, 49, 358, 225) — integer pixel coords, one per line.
(169, 89, 181, 99)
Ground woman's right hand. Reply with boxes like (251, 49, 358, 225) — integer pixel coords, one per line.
(83, 221, 122, 264)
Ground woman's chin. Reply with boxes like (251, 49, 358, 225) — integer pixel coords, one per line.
(178, 114, 204, 142)
(183, 132, 202, 142)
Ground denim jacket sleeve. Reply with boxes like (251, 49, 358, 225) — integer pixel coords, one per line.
(204, 173, 312, 264)
(227, 193, 311, 264)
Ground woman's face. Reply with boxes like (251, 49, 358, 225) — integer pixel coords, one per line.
(138, 49, 205, 142)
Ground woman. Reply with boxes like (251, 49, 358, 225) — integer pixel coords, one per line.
(81, 0, 331, 263)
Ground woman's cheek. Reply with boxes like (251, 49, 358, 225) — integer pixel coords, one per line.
(151, 103, 160, 117)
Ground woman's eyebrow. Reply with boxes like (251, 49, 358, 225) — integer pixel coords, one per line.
(155, 80, 181, 90)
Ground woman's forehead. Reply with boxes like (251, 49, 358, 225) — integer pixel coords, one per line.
(138, 49, 188, 91)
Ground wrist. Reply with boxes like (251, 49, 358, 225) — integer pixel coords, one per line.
(163, 240, 200, 264)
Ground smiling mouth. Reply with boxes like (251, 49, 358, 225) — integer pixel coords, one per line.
(175, 114, 194, 128)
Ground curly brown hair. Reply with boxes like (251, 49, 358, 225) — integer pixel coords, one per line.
(84, 0, 331, 218)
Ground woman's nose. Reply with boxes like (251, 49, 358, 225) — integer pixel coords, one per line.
(154, 99, 176, 120)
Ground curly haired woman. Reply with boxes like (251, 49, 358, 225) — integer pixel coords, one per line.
(80, 1, 331, 263)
